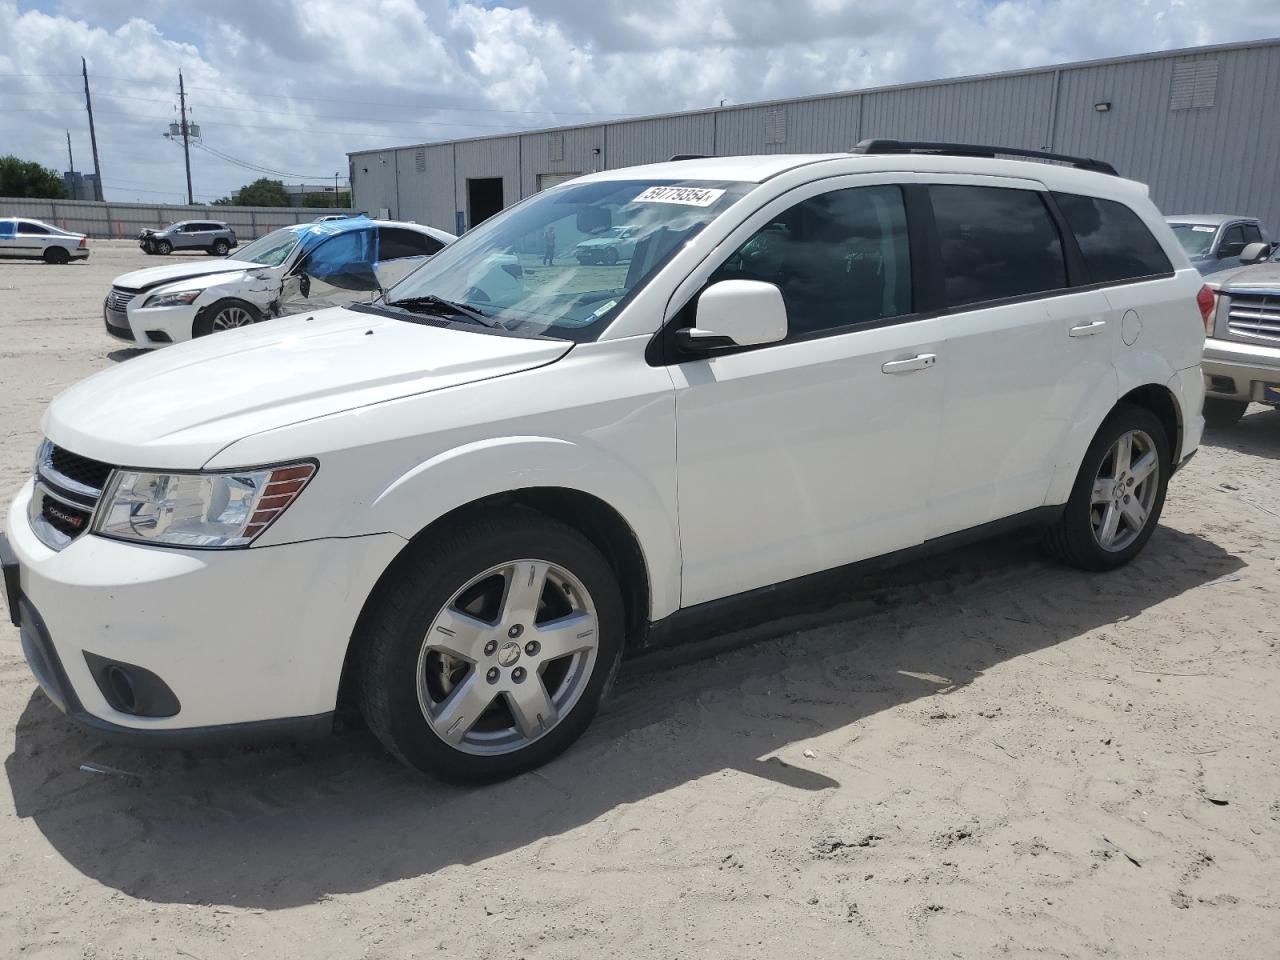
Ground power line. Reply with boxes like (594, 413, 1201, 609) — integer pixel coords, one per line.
(189, 140, 339, 182)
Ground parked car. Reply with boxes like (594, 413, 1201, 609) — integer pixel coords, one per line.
(139, 220, 238, 256)
(1200, 241, 1280, 425)
(1165, 214, 1273, 277)
(574, 225, 640, 264)
(105, 217, 454, 346)
(0, 217, 88, 264)
(3, 143, 1207, 783)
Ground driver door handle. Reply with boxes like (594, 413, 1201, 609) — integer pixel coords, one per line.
(881, 353, 937, 374)
(1069, 320, 1107, 337)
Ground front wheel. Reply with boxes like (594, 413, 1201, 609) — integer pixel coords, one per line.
(356, 511, 625, 782)
(1043, 403, 1170, 571)
(193, 299, 261, 337)
(155, 239, 172, 255)
(1203, 397, 1247, 428)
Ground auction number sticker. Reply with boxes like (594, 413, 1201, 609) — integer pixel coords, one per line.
(1192, 225, 1216, 233)
(633, 186, 725, 207)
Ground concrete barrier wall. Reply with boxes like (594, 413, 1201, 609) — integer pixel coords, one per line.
(0, 198, 359, 240)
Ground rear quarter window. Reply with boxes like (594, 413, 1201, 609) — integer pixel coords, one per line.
(1052, 193, 1173, 283)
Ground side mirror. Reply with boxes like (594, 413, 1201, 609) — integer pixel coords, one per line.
(677, 280, 788, 353)
(1239, 241, 1270, 264)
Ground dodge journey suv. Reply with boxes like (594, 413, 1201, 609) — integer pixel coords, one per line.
(2, 141, 1207, 782)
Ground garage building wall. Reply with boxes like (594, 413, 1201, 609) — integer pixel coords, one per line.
(351, 38, 1280, 235)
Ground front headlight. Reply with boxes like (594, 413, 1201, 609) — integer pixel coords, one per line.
(142, 289, 202, 308)
(93, 463, 316, 548)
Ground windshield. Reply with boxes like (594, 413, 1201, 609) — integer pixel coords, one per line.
(1169, 222, 1217, 257)
(382, 179, 751, 341)
(233, 227, 303, 267)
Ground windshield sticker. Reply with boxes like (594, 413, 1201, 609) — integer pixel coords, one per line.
(1192, 225, 1215, 233)
(633, 186, 725, 207)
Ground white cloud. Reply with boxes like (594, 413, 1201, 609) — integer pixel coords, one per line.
(1, 0, 1276, 202)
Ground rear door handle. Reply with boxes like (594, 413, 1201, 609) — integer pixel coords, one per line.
(881, 353, 937, 374)
(1069, 320, 1107, 337)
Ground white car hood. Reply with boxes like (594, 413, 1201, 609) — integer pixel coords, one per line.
(45, 307, 572, 468)
(113, 259, 263, 292)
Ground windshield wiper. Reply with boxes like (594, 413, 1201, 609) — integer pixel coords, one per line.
(385, 294, 498, 328)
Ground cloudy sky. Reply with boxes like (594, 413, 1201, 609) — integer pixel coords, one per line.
(2, 0, 1277, 203)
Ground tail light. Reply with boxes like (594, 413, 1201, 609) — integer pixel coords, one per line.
(1196, 285, 1216, 336)
(78, 236, 87, 248)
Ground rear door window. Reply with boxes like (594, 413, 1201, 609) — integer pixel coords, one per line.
(929, 185, 1067, 308)
(378, 227, 445, 260)
(1052, 193, 1173, 283)
(18, 221, 51, 235)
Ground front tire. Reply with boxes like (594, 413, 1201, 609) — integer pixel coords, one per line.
(193, 299, 261, 337)
(155, 239, 172, 255)
(43, 246, 70, 265)
(1203, 397, 1247, 428)
(1044, 403, 1170, 571)
(356, 511, 625, 783)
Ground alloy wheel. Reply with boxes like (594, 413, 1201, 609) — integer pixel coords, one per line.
(210, 306, 256, 331)
(417, 559, 599, 756)
(1090, 428, 1159, 552)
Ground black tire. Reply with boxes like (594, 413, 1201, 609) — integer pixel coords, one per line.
(155, 239, 172, 255)
(1203, 397, 1247, 428)
(43, 246, 70, 265)
(192, 298, 261, 337)
(210, 239, 230, 256)
(356, 510, 625, 783)
(603, 248, 619, 266)
(1043, 403, 1171, 572)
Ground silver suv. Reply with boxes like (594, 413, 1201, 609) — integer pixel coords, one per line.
(139, 220, 238, 257)
(1203, 242, 1280, 425)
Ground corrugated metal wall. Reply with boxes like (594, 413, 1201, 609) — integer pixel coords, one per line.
(352, 40, 1280, 235)
(0, 198, 356, 239)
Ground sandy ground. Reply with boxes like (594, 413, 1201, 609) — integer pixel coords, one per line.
(1, 242, 1278, 959)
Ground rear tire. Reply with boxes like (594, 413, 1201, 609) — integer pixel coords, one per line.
(1203, 397, 1247, 428)
(155, 239, 172, 255)
(210, 239, 230, 256)
(1043, 403, 1170, 572)
(603, 248, 619, 266)
(43, 246, 70, 265)
(356, 510, 625, 783)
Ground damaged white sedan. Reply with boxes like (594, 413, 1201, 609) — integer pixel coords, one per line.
(103, 216, 454, 347)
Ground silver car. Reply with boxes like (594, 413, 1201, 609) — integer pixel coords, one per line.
(139, 220, 238, 257)
(1202, 241, 1280, 426)
(1166, 214, 1272, 277)
(0, 217, 89, 264)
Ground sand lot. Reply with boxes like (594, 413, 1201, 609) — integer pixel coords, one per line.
(1, 242, 1278, 959)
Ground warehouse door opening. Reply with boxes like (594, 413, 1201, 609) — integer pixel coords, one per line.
(467, 178, 504, 228)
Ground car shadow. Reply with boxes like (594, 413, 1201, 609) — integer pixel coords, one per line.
(1201, 404, 1280, 460)
(107, 348, 149, 363)
(5, 525, 1243, 909)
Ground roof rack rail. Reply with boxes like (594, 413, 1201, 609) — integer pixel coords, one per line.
(668, 154, 709, 161)
(850, 139, 1118, 176)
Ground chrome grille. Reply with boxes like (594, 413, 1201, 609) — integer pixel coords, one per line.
(105, 287, 139, 312)
(29, 440, 113, 551)
(1226, 292, 1280, 342)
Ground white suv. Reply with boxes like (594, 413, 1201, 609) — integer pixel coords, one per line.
(2, 142, 1207, 782)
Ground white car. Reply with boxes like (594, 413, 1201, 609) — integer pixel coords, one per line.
(103, 217, 454, 346)
(3, 142, 1207, 782)
(0, 217, 89, 264)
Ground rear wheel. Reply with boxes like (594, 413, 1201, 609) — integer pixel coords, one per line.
(1203, 397, 1247, 428)
(210, 239, 230, 256)
(603, 248, 619, 265)
(43, 246, 70, 265)
(193, 299, 261, 337)
(1044, 403, 1170, 571)
(356, 511, 625, 783)
(155, 239, 172, 255)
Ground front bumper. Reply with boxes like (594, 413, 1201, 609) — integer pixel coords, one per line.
(1202, 336, 1280, 404)
(103, 296, 195, 348)
(4, 482, 404, 744)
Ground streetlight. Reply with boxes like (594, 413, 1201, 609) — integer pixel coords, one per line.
(334, 172, 340, 208)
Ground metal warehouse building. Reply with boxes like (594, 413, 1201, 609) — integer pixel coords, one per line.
(349, 38, 1280, 234)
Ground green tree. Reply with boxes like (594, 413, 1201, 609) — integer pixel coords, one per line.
(0, 155, 67, 199)
(301, 190, 351, 208)
(232, 178, 290, 207)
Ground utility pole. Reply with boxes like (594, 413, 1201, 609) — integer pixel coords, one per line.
(81, 57, 104, 201)
(178, 70, 193, 205)
(334, 172, 340, 207)
(66, 131, 75, 173)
